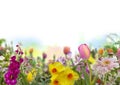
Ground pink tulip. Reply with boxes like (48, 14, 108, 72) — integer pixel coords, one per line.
(78, 44, 90, 60)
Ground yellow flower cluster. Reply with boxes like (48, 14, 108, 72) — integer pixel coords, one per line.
(27, 68, 36, 83)
(49, 62, 79, 85)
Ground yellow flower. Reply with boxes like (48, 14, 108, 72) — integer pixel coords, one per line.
(27, 72, 33, 82)
(50, 67, 79, 85)
(49, 62, 79, 85)
(61, 67, 79, 85)
(50, 79, 62, 85)
(49, 62, 65, 75)
(88, 54, 96, 64)
(27, 68, 36, 83)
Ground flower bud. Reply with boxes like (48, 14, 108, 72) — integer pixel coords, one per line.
(78, 44, 90, 60)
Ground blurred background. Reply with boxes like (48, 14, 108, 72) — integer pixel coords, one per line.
(0, 0, 120, 56)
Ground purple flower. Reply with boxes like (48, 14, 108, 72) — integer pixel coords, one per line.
(15, 50, 18, 53)
(42, 52, 47, 59)
(11, 56, 16, 61)
(19, 58, 24, 63)
(4, 56, 23, 85)
(56, 56, 66, 65)
(5, 71, 18, 85)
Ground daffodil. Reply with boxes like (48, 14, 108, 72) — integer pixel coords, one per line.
(49, 62, 65, 78)
(27, 72, 33, 82)
(49, 62, 79, 85)
(50, 67, 79, 85)
(50, 79, 62, 85)
(27, 68, 36, 83)
(88, 54, 96, 64)
(59, 67, 79, 85)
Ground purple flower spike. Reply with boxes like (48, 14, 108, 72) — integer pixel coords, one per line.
(11, 56, 16, 61)
(19, 58, 24, 63)
(4, 47, 23, 85)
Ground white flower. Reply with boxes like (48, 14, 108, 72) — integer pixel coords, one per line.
(0, 56, 5, 60)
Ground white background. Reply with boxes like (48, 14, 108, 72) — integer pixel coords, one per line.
(0, 0, 120, 51)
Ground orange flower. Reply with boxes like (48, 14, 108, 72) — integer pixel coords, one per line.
(63, 46, 70, 55)
(98, 48, 104, 55)
(29, 48, 33, 54)
(107, 48, 113, 54)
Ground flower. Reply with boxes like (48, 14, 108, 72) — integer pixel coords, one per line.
(62, 67, 79, 84)
(4, 46, 24, 85)
(49, 62, 65, 78)
(5, 72, 17, 85)
(50, 67, 79, 85)
(49, 62, 79, 85)
(50, 79, 61, 85)
(29, 48, 34, 54)
(42, 52, 47, 59)
(98, 48, 104, 55)
(88, 55, 96, 64)
(56, 56, 66, 65)
(27, 72, 33, 82)
(78, 44, 90, 60)
(63, 46, 71, 55)
(4, 56, 22, 85)
(92, 57, 119, 76)
(107, 48, 113, 54)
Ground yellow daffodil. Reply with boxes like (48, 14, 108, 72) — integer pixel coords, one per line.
(50, 79, 62, 85)
(27, 72, 33, 82)
(49, 62, 79, 85)
(49, 62, 65, 75)
(60, 67, 79, 85)
(88, 54, 96, 64)
(27, 68, 36, 83)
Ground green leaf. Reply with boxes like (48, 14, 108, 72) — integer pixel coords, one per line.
(82, 68, 90, 85)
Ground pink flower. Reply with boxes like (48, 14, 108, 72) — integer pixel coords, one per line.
(78, 44, 90, 60)
(92, 57, 119, 76)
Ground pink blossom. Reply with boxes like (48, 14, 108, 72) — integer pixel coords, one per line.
(78, 44, 90, 60)
(92, 57, 119, 76)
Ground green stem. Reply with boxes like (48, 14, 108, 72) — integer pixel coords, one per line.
(104, 74, 107, 85)
(91, 76, 97, 85)
(87, 60, 92, 85)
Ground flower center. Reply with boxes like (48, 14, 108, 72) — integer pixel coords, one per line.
(10, 75, 13, 79)
(53, 80, 59, 85)
(52, 68, 57, 73)
(67, 73, 73, 80)
(103, 60, 110, 65)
